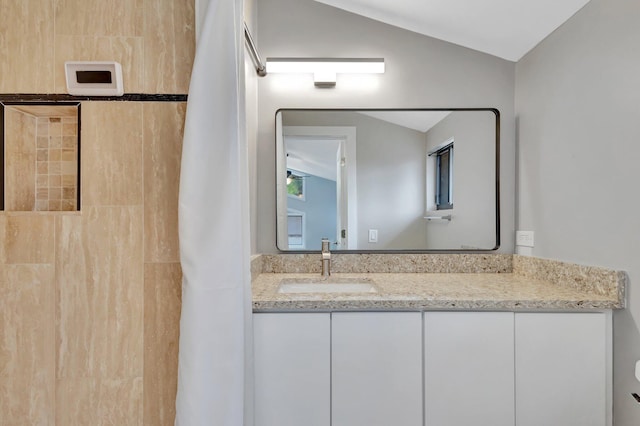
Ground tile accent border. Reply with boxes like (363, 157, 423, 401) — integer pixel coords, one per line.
(0, 94, 188, 102)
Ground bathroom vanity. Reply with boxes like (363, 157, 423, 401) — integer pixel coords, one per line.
(251, 254, 625, 426)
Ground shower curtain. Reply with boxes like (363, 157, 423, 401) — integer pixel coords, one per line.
(175, 0, 251, 424)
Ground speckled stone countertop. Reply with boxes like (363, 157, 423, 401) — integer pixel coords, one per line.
(251, 254, 626, 312)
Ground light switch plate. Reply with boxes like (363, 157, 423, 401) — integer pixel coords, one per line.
(635, 360, 640, 382)
(368, 229, 378, 243)
(516, 230, 534, 247)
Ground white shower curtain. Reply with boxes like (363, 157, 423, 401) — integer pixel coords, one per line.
(175, 0, 251, 424)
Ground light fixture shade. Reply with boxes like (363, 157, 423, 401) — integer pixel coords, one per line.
(265, 58, 385, 87)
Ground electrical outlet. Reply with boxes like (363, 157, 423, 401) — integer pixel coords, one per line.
(368, 229, 378, 243)
(516, 230, 534, 247)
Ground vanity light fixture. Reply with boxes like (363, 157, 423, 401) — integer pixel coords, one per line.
(265, 58, 385, 88)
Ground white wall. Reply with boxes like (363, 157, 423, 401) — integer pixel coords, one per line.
(425, 111, 497, 249)
(514, 0, 640, 423)
(282, 111, 428, 249)
(245, 0, 259, 255)
(255, 0, 515, 253)
(352, 114, 426, 249)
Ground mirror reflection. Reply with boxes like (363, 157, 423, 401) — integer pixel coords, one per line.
(276, 109, 499, 251)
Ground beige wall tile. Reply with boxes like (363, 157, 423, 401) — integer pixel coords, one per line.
(0, 215, 6, 265)
(55, 206, 143, 379)
(0, 265, 55, 426)
(1, 0, 194, 423)
(56, 377, 143, 425)
(55, 36, 144, 93)
(143, 103, 185, 263)
(4, 109, 37, 212)
(143, 263, 182, 426)
(0, 0, 55, 93)
(143, 0, 195, 93)
(81, 102, 143, 207)
(54, 0, 143, 37)
(5, 215, 55, 264)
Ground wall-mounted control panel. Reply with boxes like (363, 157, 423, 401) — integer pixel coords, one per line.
(64, 61, 124, 96)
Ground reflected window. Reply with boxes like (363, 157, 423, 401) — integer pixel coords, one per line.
(287, 169, 305, 200)
(436, 144, 453, 210)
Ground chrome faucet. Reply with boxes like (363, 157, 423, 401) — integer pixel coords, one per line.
(321, 238, 331, 277)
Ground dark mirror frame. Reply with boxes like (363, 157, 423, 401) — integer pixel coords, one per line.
(275, 108, 501, 253)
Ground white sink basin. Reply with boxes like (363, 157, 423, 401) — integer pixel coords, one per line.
(278, 278, 377, 294)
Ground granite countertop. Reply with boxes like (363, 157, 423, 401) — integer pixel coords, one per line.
(251, 255, 626, 312)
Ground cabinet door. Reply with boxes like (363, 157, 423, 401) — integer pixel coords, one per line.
(424, 312, 515, 426)
(332, 312, 423, 426)
(515, 313, 608, 426)
(253, 313, 330, 426)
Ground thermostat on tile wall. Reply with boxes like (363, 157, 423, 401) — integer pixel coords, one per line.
(64, 61, 124, 96)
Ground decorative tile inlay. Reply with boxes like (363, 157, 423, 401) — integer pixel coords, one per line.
(34, 115, 78, 211)
(4, 105, 79, 212)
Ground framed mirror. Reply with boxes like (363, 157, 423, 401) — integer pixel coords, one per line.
(275, 108, 500, 251)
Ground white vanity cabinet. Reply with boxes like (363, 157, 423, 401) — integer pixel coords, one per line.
(253, 313, 331, 426)
(515, 312, 609, 426)
(253, 311, 611, 426)
(253, 312, 422, 426)
(331, 312, 423, 426)
(424, 312, 515, 426)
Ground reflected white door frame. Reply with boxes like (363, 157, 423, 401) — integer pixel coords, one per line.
(283, 126, 358, 249)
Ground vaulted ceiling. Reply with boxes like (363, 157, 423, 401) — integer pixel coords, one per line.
(314, 0, 591, 61)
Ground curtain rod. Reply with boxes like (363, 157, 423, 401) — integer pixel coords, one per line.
(244, 22, 267, 77)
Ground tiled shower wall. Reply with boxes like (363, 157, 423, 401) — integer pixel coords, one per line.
(4, 109, 37, 211)
(0, 1, 194, 425)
